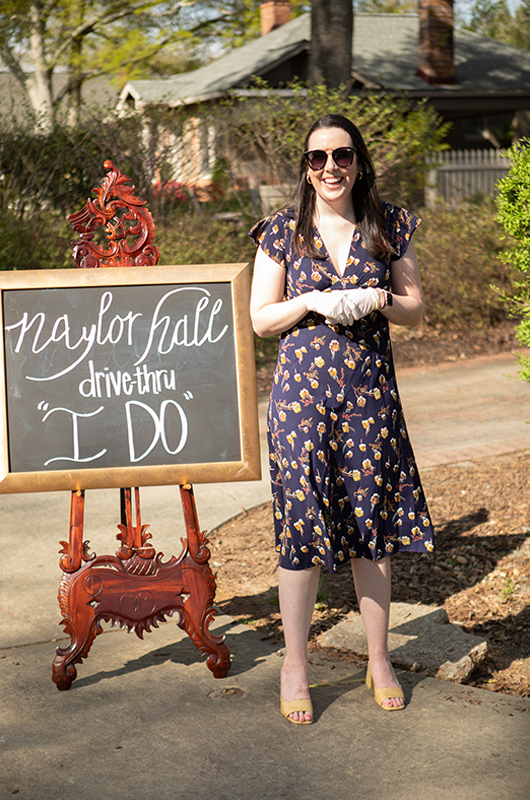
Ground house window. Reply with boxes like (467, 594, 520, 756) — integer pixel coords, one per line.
(463, 116, 487, 143)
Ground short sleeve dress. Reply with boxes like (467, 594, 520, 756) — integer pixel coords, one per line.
(249, 202, 434, 574)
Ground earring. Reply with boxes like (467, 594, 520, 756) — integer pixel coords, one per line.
(306, 174, 312, 184)
(357, 170, 363, 180)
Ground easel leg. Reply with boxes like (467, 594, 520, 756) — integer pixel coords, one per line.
(53, 490, 98, 690)
(178, 484, 231, 678)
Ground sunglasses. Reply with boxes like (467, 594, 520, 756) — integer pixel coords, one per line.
(304, 147, 356, 171)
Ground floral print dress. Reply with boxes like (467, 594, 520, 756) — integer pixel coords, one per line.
(250, 202, 434, 573)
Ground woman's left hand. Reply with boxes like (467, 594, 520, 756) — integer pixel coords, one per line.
(343, 287, 382, 320)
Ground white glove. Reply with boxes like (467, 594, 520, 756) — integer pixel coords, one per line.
(304, 290, 354, 326)
(343, 287, 382, 320)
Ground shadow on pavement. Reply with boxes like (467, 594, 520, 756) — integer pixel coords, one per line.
(71, 618, 279, 689)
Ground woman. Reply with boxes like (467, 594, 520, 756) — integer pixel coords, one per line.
(249, 114, 433, 724)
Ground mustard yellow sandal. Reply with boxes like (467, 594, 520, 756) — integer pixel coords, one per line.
(366, 664, 405, 711)
(280, 697, 314, 725)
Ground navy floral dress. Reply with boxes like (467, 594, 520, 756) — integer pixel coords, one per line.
(250, 202, 434, 573)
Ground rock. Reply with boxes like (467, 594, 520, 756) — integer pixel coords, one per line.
(318, 601, 488, 684)
(436, 648, 488, 683)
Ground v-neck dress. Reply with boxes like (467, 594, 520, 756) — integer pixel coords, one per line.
(249, 202, 434, 573)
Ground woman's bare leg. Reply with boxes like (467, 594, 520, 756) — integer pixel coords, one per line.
(350, 557, 403, 709)
(278, 564, 321, 722)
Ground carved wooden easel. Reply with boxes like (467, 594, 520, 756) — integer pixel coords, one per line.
(52, 161, 231, 689)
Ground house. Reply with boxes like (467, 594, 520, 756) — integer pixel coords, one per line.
(0, 70, 120, 126)
(118, 2, 530, 192)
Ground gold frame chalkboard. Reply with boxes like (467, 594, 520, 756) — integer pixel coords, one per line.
(0, 263, 260, 493)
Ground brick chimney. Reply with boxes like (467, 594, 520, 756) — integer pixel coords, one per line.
(260, 1, 291, 36)
(417, 0, 457, 85)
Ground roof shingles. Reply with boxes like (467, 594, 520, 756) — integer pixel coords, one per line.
(120, 12, 530, 108)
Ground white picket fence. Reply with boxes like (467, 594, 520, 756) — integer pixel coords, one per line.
(425, 149, 512, 207)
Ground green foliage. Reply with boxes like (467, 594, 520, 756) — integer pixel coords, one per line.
(266, 589, 279, 606)
(212, 0, 308, 49)
(157, 215, 255, 266)
(0, 83, 510, 363)
(0, 104, 195, 225)
(0, 212, 72, 271)
(315, 576, 329, 608)
(254, 332, 280, 370)
(462, 0, 514, 41)
(496, 142, 530, 272)
(459, 0, 530, 50)
(496, 140, 530, 382)
(218, 81, 449, 209)
(415, 197, 512, 331)
(510, 1, 530, 50)
(0, 205, 255, 274)
(501, 575, 516, 602)
(356, 0, 417, 12)
(0, 0, 289, 124)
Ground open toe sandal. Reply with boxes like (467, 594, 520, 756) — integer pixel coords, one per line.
(280, 697, 314, 725)
(366, 664, 405, 712)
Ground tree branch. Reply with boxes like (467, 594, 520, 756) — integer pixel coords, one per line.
(0, 42, 27, 91)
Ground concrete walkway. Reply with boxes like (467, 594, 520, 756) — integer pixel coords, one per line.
(1, 353, 529, 800)
(397, 352, 530, 469)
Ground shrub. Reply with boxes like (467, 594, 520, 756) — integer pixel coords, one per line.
(414, 198, 513, 332)
(0, 105, 191, 226)
(0, 97, 512, 348)
(0, 211, 72, 271)
(496, 140, 530, 381)
(156, 214, 255, 266)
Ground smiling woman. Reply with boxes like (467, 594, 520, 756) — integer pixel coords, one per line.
(304, 128, 359, 216)
(249, 113, 434, 724)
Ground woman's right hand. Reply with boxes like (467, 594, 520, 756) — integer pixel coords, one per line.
(304, 290, 355, 326)
(251, 247, 311, 337)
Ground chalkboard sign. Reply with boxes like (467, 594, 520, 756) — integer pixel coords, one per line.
(0, 264, 260, 493)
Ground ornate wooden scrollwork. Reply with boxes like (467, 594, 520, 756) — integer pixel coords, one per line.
(115, 487, 156, 560)
(68, 160, 160, 269)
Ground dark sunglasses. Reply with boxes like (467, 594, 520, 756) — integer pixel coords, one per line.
(304, 147, 356, 171)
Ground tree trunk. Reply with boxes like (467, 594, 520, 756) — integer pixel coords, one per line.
(309, 0, 353, 87)
(27, 2, 55, 128)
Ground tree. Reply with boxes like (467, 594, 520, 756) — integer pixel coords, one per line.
(0, 0, 270, 128)
(461, 0, 515, 42)
(510, 1, 530, 51)
(310, 0, 353, 87)
(459, 0, 530, 52)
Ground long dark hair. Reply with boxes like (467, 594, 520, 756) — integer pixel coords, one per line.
(293, 114, 394, 260)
